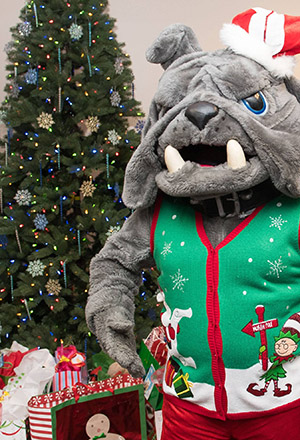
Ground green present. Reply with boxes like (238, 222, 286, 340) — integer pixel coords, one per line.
(173, 369, 194, 398)
(139, 341, 164, 410)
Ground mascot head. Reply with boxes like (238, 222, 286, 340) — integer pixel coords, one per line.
(122, 8, 300, 215)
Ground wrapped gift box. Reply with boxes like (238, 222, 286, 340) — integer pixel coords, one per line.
(52, 370, 81, 392)
(173, 369, 193, 398)
(53, 344, 86, 391)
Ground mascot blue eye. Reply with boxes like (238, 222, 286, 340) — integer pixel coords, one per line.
(242, 91, 267, 115)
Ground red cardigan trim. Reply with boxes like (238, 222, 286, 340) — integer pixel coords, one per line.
(298, 218, 300, 250)
(198, 205, 264, 251)
(195, 205, 265, 418)
(150, 195, 163, 255)
(195, 213, 227, 417)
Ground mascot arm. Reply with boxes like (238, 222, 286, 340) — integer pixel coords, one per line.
(86, 207, 155, 377)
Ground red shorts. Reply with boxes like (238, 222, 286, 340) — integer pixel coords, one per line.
(161, 395, 300, 440)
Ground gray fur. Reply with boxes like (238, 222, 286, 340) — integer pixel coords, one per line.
(86, 24, 300, 377)
(86, 207, 155, 376)
(122, 47, 300, 208)
(146, 23, 202, 70)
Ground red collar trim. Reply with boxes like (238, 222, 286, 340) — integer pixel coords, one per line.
(195, 205, 264, 251)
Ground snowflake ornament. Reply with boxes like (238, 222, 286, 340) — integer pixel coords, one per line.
(45, 279, 62, 296)
(14, 189, 32, 206)
(170, 269, 189, 291)
(27, 259, 45, 277)
(24, 68, 37, 85)
(110, 90, 121, 107)
(114, 57, 124, 74)
(33, 213, 48, 230)
(107, 129, 120, 145)
(80, 180, 96, 197)
(135, 119, 145, 135)
(4, 41, 14, 55)
(269, 215, 287, 230)
(69, 23, 83, 40)
(10, 81, 20, 98)
(18, 21, 32, 37)
(106, 225, 121, 239)
(37, 112, 55, 130)
(267, 256, 287, 278)
(86, 116, 100, 133)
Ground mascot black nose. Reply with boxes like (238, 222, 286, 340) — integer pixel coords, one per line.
(185, 101, 219, 130)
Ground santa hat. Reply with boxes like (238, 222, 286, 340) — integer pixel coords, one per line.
(220, 7, 300, 78)
(276, 312, 300, 342)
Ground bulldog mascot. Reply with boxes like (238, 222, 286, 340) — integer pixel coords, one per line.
(86, 8, 300, 439)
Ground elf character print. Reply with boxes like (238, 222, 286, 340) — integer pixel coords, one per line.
(85, 413, 125, 440)
(247, 312, 300, 397)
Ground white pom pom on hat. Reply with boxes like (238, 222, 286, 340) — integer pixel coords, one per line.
(220, 7, 300, 78)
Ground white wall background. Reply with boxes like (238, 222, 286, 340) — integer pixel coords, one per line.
(1, 1, 300, 114)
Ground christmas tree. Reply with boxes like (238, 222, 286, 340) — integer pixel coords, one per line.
(0, 0, 160, 359)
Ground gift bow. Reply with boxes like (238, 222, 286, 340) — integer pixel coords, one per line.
(55, 345, 86, 372)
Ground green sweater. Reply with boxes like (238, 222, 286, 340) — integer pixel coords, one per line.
(152, 195, 300, 419)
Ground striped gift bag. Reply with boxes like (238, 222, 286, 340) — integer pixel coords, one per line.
(52, 370, 81, 391)
(28, 387, 74, 440)
(27, 406, 52, 440)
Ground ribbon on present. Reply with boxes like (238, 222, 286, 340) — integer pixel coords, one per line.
(173, 371, 193, 398)
(72, 382, 94, 403)
(55, 345, 85, 372)
(71, 382, 117, 403)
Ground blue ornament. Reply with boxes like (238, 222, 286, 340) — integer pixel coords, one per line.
(0, 235, 8, 249)
(24, 68, 37, 85)
(33, 213, 48, 230)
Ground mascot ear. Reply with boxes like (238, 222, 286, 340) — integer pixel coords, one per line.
(146, 23, 201, 70)
(122, 100, 162, 210)
(122, 25, 201, 209)
(285, 76, 300, 103)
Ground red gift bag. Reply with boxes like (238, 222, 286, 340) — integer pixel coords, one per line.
(28, 375, 149, 440)
(52, 385, 146, 440)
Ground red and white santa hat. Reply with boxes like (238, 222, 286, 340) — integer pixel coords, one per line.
(281, 312, 300, 341)
(220, 7, 300, 78)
